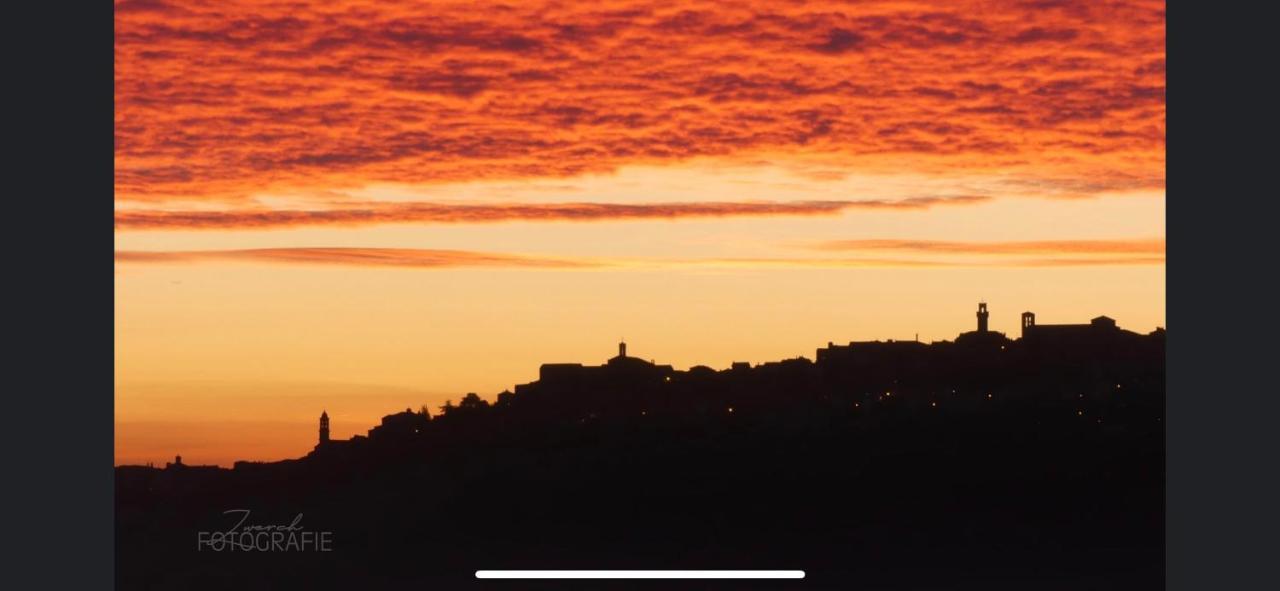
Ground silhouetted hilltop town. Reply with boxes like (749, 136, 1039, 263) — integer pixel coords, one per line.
(225, 302, 1158, 465)
(116, 302, 1165, 590)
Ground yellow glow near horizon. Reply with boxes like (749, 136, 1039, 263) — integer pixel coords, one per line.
(115, 162, 1165, 466)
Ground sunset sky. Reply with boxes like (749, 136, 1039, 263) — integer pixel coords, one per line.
(115, 0, 1165, 466)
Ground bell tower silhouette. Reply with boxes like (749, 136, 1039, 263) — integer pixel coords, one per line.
(1021, 311, 1036, 338)
(976, 302, 989, 333)
(618, 339, 627, 358)
(319, 411, 330, 445)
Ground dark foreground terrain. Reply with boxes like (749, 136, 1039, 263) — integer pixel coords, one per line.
(118, 330, 1164, 590)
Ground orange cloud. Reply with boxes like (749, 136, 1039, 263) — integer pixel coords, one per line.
(115, 0, 1165, 203)
(116, 245, 1164, 270)
(114, 248, 596, 269)
(114, 196, 989, 230)
(809, 238, 1166, 255)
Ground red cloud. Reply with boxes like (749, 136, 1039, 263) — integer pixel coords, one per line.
(115, 0, 1165, 203)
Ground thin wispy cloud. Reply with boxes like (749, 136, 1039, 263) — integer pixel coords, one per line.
(114, 248, 597, 269)
(114, 197, 990, 230)
(116, 245, 1165, 270)
(808, 238, 1166, 255)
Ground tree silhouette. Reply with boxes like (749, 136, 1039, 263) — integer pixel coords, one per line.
(458, 392, 489, 410)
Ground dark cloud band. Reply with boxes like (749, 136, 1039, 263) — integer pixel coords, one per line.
(115, 196, 991, 230)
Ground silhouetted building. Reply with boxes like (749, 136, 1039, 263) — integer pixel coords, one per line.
(540, 363, 585, 383)
(161, 453, 220, 474)
(1020, 310, 1131, 344)
(368, 408, 430, 441)
(513, 341, 678, 418)
(954, 302, 1010, 348)
(816, 338, 930, 364)
(537, 341, 675, 387)
(815, 338, 934, 392)
(310, 410, 369, 458)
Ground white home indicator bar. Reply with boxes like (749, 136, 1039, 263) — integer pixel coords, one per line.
(475, 570, 805, 579)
